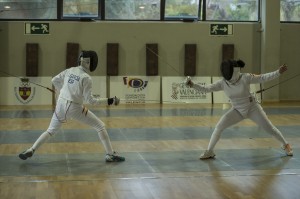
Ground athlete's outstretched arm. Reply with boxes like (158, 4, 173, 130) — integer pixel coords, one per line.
(186, 77, 223, 93)
(82, 77, 119, 106)
(248, 64, 288, 84)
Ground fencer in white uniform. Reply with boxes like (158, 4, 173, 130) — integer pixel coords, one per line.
(186, 59, 293, 159)
(19, 50, 125, 162)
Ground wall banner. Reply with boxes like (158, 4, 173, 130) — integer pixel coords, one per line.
(0, 76, 106, 105)
(0, 77, 52, 105)
(109, 76, 160, 104)
(162, 76, 212, 104)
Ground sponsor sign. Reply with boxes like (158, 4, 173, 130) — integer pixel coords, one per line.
(162, 76, 212, 104)
(110, 76, 160, 104)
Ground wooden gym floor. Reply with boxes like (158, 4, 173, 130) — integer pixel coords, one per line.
(0, 102, 300, 199)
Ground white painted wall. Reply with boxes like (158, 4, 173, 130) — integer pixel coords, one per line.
(0, 21, 299, 101)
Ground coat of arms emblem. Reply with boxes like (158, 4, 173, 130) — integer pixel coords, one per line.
(19, 78, 31, 100)
(14, 77, 35, 104)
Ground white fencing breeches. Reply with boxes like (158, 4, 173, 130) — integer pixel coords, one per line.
(207, 103, 288, 151)
(32, 98, 113, 154)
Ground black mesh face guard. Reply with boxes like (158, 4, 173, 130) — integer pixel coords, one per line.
(221, 60, 233, 80)
(220, 59, 245, 81)
(78, 51, 98, 72)
(88, 51, 98, 72)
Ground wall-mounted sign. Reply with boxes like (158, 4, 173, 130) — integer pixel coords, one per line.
(210, 24, 233, 36)
(25, 23, 50, 35)
(162, 76, 212, 104)
(110, 76, 160, 104)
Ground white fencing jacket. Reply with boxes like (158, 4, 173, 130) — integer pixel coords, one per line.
(192, 70, 281, 116)
(52, 66, 106, 105)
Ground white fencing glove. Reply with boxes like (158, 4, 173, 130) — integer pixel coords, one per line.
(108, 96, 120, 106)
(185, 76, 194, 88)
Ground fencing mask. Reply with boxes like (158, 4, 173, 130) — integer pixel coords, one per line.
(220, 59, 245, 82)
(78, 51, 98, 72)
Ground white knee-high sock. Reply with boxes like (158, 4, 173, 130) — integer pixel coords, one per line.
(31, 131, 51, 151)
(98, 129, 113, 154)
(207, 128, 222, 151)
(270, 127, 288, 145)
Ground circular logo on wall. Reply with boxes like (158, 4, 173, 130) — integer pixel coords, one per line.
(122, 77, 148, 103)
(123, 77, 148, 92)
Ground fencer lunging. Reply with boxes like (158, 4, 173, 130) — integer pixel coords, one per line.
(19, 50, 125, 162)
(186, 59, 293, 159)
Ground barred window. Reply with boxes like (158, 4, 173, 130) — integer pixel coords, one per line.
(0, 0, 56, 19)
(280, 0, 300, 22)
(206, 0, 259, 21)
(0, 0, 261, 21)
(164, 0, 200, 21)
(105, 0, 160, 20)
(63, 0, 98, 18)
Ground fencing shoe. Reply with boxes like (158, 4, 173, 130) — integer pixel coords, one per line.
(105, 151, 125, 162)
(282, 143, 293, 156)
(19, 148, 35, 160)
(199, 150, 216, 160)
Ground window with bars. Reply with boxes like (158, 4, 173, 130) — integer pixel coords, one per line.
(4, 0, 294, 23)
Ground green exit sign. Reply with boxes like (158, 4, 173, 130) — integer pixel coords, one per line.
(25, 23, 50, 35)
(210, 24, 233, 36)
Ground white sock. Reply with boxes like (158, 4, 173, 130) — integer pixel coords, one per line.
(31, 131, 51, 151)
(98, 129, 113, 154)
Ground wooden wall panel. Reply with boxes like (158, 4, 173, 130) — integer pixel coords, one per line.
(107, 43, 119, 76)
(222, 44, 234, 61)
(146, 43, 158, 76)
(66, 43, 79, 68)
(184, 44, 197, 76)
(26, 43, 39, 77)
